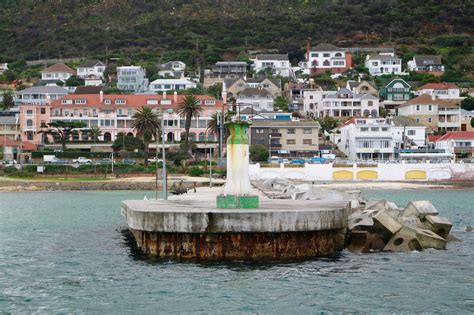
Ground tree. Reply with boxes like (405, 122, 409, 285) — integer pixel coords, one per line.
(379, 107, 390, 118)
(112, 132, 144, 151)
(317, 116, 340, 134)
(39, 120, 86, 150)
(88, 126, 102, 143)
(461, 97, 474, 111)
(250, 144, 269, 162)
(206, 83, 222, 99)
(206, 111, 230, 142)
(65, 75, 85, 87)
(177, 94, 202, 151)
(131, 106, 160, 165)
(1, 91, 15, 110)
(274, 96, 289, 111)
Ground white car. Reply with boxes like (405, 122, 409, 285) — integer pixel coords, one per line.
(72, 157, 92, 164)
(147, 157, 163, 163)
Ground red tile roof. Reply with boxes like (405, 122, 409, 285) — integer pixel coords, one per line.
(0, 136, 37, 151)
(427, 135, 442, 142)
(436, 131, 474, 141)
(43, 63, 75, 74)
(418, 83, 459, 90)
(398, 94, 459, 108)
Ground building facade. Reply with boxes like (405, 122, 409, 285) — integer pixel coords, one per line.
(149, 78, 197, 92)
(236, 88, 274, 112)
(41, 63, 75, 83)
(415, 83, 462, 100)
(407, 55, 444, 73)
(116, 66, 149, 93)
(252, 54, 291, 77)
(303, 43, 351, 75)
(365, 53, 402, 76)
(318, 88, 380, 118)
(379, 78, 412, 111)
(15, 86, 69, 105)
(76, 60, 106, 80)
(434, 131, 474, 160)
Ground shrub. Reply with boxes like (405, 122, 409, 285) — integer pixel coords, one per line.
(188, 167, 204, 177)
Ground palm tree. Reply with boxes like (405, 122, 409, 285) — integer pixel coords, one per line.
(207, 112, 230, 141)
(177, 94, 202, 150)
(88, 126, 102, 143)
(131, 106, 160, 165)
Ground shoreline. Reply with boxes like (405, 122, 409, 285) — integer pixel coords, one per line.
(0, 176, 473, 191)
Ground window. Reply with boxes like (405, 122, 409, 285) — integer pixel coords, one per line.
(287, 139, 296, 145)
(311, 53, 318, 57)
(26, 110, 33, 116)
(371, 127, 379, 132)
(255, 128, 265, 134)
(428, 118, 432, 123)
(40, 108, 46, 115)
(115, 99, 126, 105)
(204, 100, 216, 105)
(303, 128, 312, 134)
(75, 99, 86, 105)
(287, 128, 295, 134)
(368, 101, 373, 106)
(416, 117, 420, 123)
(360, 127, 369, 132)
(303, 139, 312, 145)
(333, 60, 344, 66)
(381, 127, 389, 132)
(270, 129, 279, 133)
(428, 105, 433, 111)
(416, 105, 421, 111)
(323, 53, 330, 57)
(407, 130, 416, 136)
(27, 131, 33, 141)
(26, 119, 33, 128)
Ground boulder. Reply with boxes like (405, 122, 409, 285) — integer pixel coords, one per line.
(424, 215, 452, 239)
(384, 227, 422, 252)
(402, 200, 439, 219)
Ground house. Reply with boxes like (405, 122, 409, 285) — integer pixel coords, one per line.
(76, 60, 106, 80)
(157, 61, 186, 79)
(379, 78, 412, 111)
(21, 93, 224, 145)
(15, 86, 69, 105)
(0, 116, 20, 141)
(303, 90, 335, 118)
(434, 131, 474, 160)
(318, 88, 380, 118)
(239, 107, 292, 122)
(397, 94, 461, 133)
(250, 119, 320, 158)
(337, 116, 426, 160)
(226, 77, 281, 99)
(303, 43, 352, 75)
(460, 109, 474, 132)
(415, 83, 462, 100)
(116, 66, 149, 93)
(211, 61, 247, 79)
(346, 80, 378, 97)
(252, 54, 291, 77)
(407, 55, 444, 73)
(284, 81, 322, 113)
(0, 136, 37, 161)
(41, 63, 75, 83)
(365, 53, 403, 76)
(149, 78, 197, 92)
(236, 88, 274, 112)
(0, 63, 8, 75)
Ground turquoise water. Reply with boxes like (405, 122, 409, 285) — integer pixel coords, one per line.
(0, 189, 473, 313)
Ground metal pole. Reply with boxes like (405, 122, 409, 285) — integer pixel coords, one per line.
(209, 147, 212, 188)
(155, 124, 159, 200)
(162, 113, 167, 200)
(111, 152, 114, 173)
(219, 111, 224, 161)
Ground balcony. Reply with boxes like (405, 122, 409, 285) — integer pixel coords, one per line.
(270, 144, 282, 148)
(270, 132, 282, 137)
(438, 121, 460, 128)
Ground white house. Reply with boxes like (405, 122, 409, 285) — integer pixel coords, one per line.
(41, 63, 75, 83)
(390, 116, 427, 148)
(303, 90, 335, 118)
(252, 54, 291, 77)
(415, 83, 462, 100)
(318, 88, 380, 118)
(15, 86, 69, 105)
(236, 88, 274, 112)
(117, 66, 149, 93)
(407, 55, 444, 73)
(149, 78, 197, 92)
(158, 61, 186, 78)
(302, 43, 351, 75)
(76, 60, 106, 80)
(365, 53, 402, 76)
(434, 131, 474, 160)
(0, 63, 8, 75)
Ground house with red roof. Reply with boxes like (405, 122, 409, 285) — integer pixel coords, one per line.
(434, 131, 474, 160)
(415, 83, 462, 101)
(0, 136, 37, 160)
(41, 63, 75, 83)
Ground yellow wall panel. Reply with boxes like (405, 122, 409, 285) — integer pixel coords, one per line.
(405, 170, 427, 180)
(333, 170, 353, 180)
(356, 170, 378, 180)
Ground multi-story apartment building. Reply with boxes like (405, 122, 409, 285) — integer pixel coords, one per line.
(415, 83, 462, 100)
(250, 119, 320, 158)
(211, 61, 247, 79)
(365, 53, 403, 76)
(337, 116, 426, 160)
(303, 43, 352, 75)
(41, 63, 75, 83)
(18, 93, 224, 145)
(15, 86, 69, 105)
(252, 54, 291, 77)
(116, 66, 149, 93)
(397, 94, 461, 133)
(318, 88, 379, 118)
(149, 78, 197, 92)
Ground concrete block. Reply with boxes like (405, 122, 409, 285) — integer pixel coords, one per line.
(384, 227, 422, 252)
(347, 231, 385, 253)
(398, 215, 423, 228)
(373, 211, 403, 241)
(348, 216, 374, 231)
(411, 225, 447, 250)
(424, 215, 452, 239)
(292, 191, 307, 200)
(402, 200, 439, 219)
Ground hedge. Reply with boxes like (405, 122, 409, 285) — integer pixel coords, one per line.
(31, 151, 145, 159)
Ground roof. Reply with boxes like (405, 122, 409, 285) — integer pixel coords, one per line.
(418, 82, 459, 90)
(251, 119, 320, 128)
(414, 55, 442, 66)
(385, 77, 411, 88)
(42, 63, 75, 74)
(74, 86, 105, 94)
(311, 43, 342, 52)
(0, 116, 17, 125)
(391, 116, 425, 127)
(367, 54, 400, 61)
(0, 136, 37, 151)
(437, 131, 474, 141)
(215, 61, 247, 66)
(77, 60, 104, 68)
(348, 80, 376, 90)
(255, 54, 289, 61)
(237, 88, 271, 97)
(398, 94, 459, 108)
(50, 94, 223, 109)
(149, 78, 196, 85)
(461, 109, 474, 117)
(158, 61, 185, 70)
(16, 86, 69, 95)
(427, 135, 443, 142)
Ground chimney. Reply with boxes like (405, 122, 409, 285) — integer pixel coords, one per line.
(431, 93, 436, 101)
(173, 91, 178, 102)
(99, 90, 103, 103)
(222, 82, 227, 104)
(163, 91, 167, 99)
(306, 37, 312, 62)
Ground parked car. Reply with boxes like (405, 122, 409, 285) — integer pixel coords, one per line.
(307, 157, 327, 164)
(2, 159, 17, 166)
(122, 159, 137, 165)
(72, 157, 92, 164)
(147, 157, 163, 163)
(290, 159, 305, 165)
(282, 158, 290, 164)
(96, 158, 113, 165)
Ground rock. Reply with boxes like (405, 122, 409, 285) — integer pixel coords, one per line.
(465, 225, 473, 232)
(424, 215, 452, 239)
(402, 200, 439, 219)
(373, 211, 403, 242)
(384, 227, 422, 252)
(347, 231, 385, 253)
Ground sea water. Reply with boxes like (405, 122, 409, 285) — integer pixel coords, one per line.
(0, 189, 473, 313)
